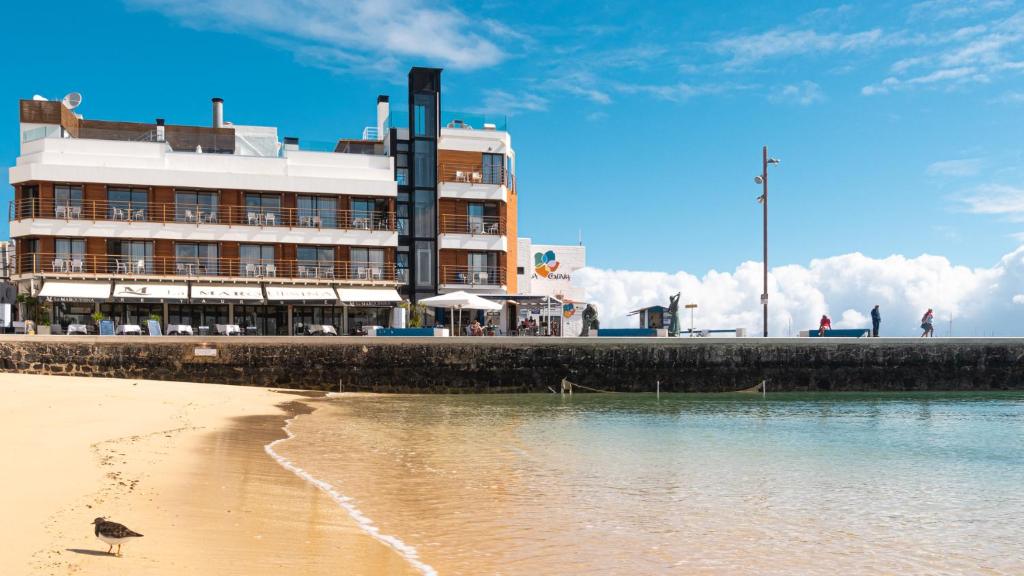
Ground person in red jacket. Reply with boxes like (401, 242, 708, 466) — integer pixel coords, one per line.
(818, 314, 832, 336)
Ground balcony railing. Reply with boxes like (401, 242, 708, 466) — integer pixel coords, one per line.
(16, 252, 397, 283)
(438, 160, 505, 186)
(9, 199, 396, 232)
(439, 214, 505, 236)
(440, 265, 505, 286)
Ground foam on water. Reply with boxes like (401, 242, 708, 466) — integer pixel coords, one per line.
(264, 413, 438, 576)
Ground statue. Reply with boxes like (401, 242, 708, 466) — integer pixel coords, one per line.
(668, 292, 681, 337)
(580, 304, 600, 336)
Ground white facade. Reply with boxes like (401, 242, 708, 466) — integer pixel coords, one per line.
(516, 238, 586, 301)
(11, 136, 396, 198)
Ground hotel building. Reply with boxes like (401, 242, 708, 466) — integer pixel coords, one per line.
(7, 67, 517, 335)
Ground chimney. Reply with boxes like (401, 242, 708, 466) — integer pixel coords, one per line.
(155, 118, 165, 142)
(212, 97, 224, 128)
(376, 95, 389, 141)
(283, 137, 299, 152)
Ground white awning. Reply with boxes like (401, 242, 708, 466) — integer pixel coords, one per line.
(38, 281, 111, 302)
(112, 283, 189, 302)
(265, 286, 339, 303)
(337, 288, 402, 304)
(191, 285, 265, 304)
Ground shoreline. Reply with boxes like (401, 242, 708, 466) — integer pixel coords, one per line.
(0, 374, 417, 575)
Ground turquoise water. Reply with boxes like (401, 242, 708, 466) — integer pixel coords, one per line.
(277, 392, 1024, 575)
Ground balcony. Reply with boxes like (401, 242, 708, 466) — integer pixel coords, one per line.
(440, 265, 506, 289)
(439, 160, 505, 186)
(10, 199, 396, 231)
(438, 214, 507, 251)
(16, 253, 397, 285)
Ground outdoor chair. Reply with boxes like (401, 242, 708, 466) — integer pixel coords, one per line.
(185, 209, 196, 223)
(247, 212, 259, 225)
(321, 266, 335, 279)
(69, 205, 82, 219)
(370, 267, 383, 280)
(471, 172, 483, 183)
(71, 259, 84, 273)
(55, 205, 67, 218)
(176, 263, 187, 275)
(297, 265, 310, 278)
(133, 209, 145, 221)
(245, 263, 257, 277)
(52, 258, 65, 272)
(265, 263, 277, 277)
(114, 259, 128, 274)
(113, 207, 126, 220)
(135, 259, 146, 274)
(264, 212, 276, 226)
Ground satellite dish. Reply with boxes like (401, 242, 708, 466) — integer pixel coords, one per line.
(62, 92, 83, 110)
(32, 94, 48, 101)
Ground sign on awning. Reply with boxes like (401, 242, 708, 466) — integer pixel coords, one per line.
(38, 281, 112, 302)
(264, 286, 339, 304)
(112, 283, 188, 303)
(190, 285, 265, 304)
(337, 288, 402, 306)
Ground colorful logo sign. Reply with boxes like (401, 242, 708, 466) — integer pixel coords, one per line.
(563, 303, 576, 318)
(534, 250, 560, 278)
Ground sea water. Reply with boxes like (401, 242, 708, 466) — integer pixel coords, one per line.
(270, 392, 1024, 575)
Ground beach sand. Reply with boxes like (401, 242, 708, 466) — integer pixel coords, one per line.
(0, 374, 416, 575)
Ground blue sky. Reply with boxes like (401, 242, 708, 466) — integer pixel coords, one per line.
(3, 0, 1024, 276)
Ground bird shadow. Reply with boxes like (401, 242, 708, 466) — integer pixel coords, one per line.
(65, 548, 114, 557)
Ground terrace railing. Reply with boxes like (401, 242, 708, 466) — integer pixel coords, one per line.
(439, 214, 505, 236)
(440, 265, 505, 286)
(16, 252, 397, 283)
(9, 199, 396, 232)
(438, 160, 505, 186)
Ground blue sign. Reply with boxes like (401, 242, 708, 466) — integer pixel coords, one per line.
(147, 320, 162, 336)
(99, 320, 115, 336)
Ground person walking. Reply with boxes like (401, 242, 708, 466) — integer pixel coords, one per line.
(871, 305, 881, 337)
(818, 314, 832, 337)
(920, 308, 935, 337)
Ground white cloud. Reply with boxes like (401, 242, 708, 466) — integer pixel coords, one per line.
(713, 28, 887, 68)
(960, 184, 1024, 216)
(573, 247, 1024, 336)
(127, 0, 506, 72)
(910, 0, 1014, 21)
(768, 81, 825, 106)
(541, 71, 612, 104)
(474, 89, 547, 115)
(926, 158, 985, 176)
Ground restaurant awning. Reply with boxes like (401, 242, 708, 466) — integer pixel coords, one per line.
(38, 281, 112, 302)
(190, 285, 265, 304)
(112, 283, 189, 303)
(264, 285, 339, 304)
(336, 288, 402, 306)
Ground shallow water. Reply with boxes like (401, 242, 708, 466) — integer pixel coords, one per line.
(273, 392, 1024, 575)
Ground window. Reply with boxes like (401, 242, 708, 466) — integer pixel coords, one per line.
(175, 190, 218, 223)
(396, 204, 409, 236)
(413, 93, 435, 137)
(396, 251, 409, 284)
(396, 148, 409, 186)
(297, 195, 337, 228)
(413, 190, 435, 237)
(107, 188, 148, 220)
(297, 246, 335, 264)
(482, 153, 504, 185)
(19, 238, 39, 273)
(175, 243, 219, 276)
(506, 155, 515, 190)
(467, 202, 499, 234)
(244, 193, 281, 225)
(240, 245, 275, 265)
(415, 245, 434, 288)
(19, 185, 39, 219)
(413, 140, 435, 185)
(107, 240, 154, 274)
(55, 238, 86, 269)
(351, 248, 385, 266)
(517, 266, 525, 275)
(351, 198, 389, 229)
(54, 185, 83, 218)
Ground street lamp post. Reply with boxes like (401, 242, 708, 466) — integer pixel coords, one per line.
(685, 303, 698, 337)
(754, 146, 779, 338)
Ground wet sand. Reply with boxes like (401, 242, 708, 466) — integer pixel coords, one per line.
(0, 374, 415, 575)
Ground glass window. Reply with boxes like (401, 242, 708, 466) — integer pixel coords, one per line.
(108, 188, 148, 220)
(107, 240, 154, 274)
(175, 243, 218, 276)
(396, 204, 409, 236)
(413, 92, 435, 137)
(482, 153, 504, 185)
(175, 190, 218, 222)
(19, 238, 39, 273)
(167, 304, 228, 333)
(19, 185, 40, 219)
(297, 195, 337, 228)
(413, 140, 435, 185)
(396, 251, 409, 285)
(244, 193, 281, 225)
(54, 185, 83, 217)
(415, 243, 434, 288)
(54, 238, 86, 267)
(413, 190, 435, 237)
(236, 305, 288, 336)
(351, 198, 389, 229)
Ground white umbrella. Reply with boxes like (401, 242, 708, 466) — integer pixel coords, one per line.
(418, 291, 501, 335)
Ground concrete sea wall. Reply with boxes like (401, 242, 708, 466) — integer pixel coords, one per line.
(2, 336, 1023, 393)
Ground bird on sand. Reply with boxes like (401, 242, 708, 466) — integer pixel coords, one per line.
(91, 517, 143, 556)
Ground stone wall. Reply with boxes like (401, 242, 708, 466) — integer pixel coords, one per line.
(1, 336, 1023, 393)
